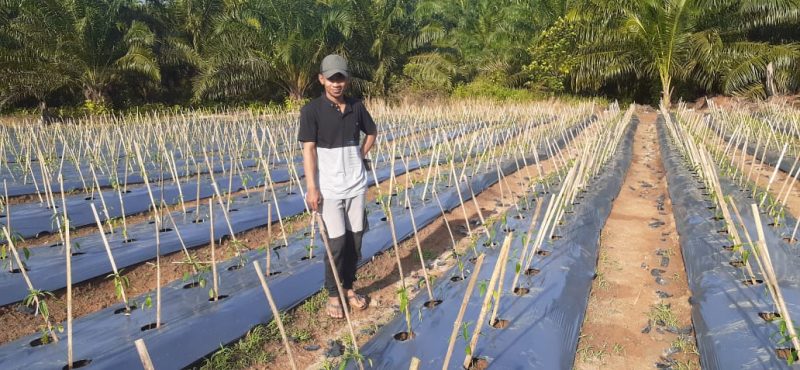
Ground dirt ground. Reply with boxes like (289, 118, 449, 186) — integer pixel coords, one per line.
(575, 108, 700, 370)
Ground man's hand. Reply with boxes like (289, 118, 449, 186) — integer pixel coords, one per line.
(306, 187, 322, 212)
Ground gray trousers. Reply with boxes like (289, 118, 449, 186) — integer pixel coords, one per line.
(320, 193, 366, 296)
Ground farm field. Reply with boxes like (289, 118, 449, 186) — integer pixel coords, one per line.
(0, 99, 799, 370)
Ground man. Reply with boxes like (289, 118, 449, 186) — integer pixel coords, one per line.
(297, 54, 377, 319)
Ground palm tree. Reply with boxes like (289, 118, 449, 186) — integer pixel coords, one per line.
(0, 0, 161, 110)
(572, 0, 800, 106)
(193, 0, 352, 102)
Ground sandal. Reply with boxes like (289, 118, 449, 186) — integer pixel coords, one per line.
(326, 301, 344, 319)
(347, 292, 368, 311)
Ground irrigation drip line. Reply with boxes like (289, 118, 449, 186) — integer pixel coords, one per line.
(0, 115, 593, 370)
(658, 114, 800, 370)
(350, 114, 635, 369)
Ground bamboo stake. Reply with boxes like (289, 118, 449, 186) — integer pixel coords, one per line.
(134, 339, 155, 370)
(488, 233, 513, 326)
(462, 235, 513, 369)
(90, 204, 129, 312)
(406, 193, 434, 301)
(3, 227, 58, 343)
(751, 204, 800, 355)
(210, 199, 219, 302)
(253, 261, 298, 370)
(441, 253, 485, 370)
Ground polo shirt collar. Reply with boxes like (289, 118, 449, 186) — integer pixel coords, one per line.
(321, 94, 353, 115)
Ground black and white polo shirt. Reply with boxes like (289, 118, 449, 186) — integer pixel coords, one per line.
(297, 95, 378, 199)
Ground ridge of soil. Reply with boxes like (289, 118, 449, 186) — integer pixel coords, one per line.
(575, 108, 700, 370)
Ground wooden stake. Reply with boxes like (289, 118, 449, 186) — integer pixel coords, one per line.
(253, 261, 298, 370)
(134, 339, 155, 370)
(462, 234, 513, 369)
(442, 253, 485, 370)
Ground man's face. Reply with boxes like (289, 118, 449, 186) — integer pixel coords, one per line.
(319, 73, 348, 99)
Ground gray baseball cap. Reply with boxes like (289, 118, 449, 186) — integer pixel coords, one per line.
(320, 54, 349, 78)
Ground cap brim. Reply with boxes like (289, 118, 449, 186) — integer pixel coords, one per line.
(322, 69, 349, 79)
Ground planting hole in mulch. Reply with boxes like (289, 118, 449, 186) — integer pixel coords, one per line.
(776, 348, 799, 362)
(392, 331, 415, 341)
(524, 268, 540, 276)
(62, 359, 92, 369)
(467, 357, 489, 370)
(513, 287, 529, 296)
(228, 208, 239, 212)
(113, 305, 137, 315)
(30, 337, 55, 347)
(286, 191, 297, 196)
(148, 220, 155, 224)
(9, 267, 30, 273)
(514, 214, 525, 220)
(491, 318, 509, 329)
(192, 218, 205, 223)
(83, 196, 95, 201)
(227, 264, 243, 271)
(122, 238, 136, 244)
(536, 250, 551, 256)
(742, 279, 764, 286)
(423, 299, 443, 309)
(303, 231, 312, 237)
(380, 217, 387, 222)
(722, 245, 735, 252)
(503, 227, 515, 233)
(468, 256, 478, 264)
(551, 235, 563, 240)
(758, 312, 781, 322)
(158, 228, 173, 233)
(35, 231, 52, 238)
(450, 275, 466, 282)
(208, 295, 230, 302)
(482, 241, 499, 248)
(729, 260, 746, 268)
(784, 237, 798, 244)
(717, 229, 729, 235)
(268, 271, 282, 276)
(140, 322, 163, 332)
(71, 252, 85, 257)
(48, 242, 64, 248)
(183, 281, 201, 289)
(272, 244, 287, 251)
(300, 255, 315, 261)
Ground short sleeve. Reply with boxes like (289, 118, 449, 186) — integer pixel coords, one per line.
(297, 105, 317, 142)
(359, 104, 377, 135)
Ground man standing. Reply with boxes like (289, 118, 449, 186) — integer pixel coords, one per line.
(298, 54, 377, 319)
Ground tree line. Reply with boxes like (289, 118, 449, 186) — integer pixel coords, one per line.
(1, 0, 799, 115)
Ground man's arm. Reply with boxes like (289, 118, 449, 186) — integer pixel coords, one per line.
(361, 134, 376, 158)
(302, 141, 321, 212)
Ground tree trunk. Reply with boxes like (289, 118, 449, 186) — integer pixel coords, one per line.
(765, 62, 776, 98)
(38, 100, 54, 125)
(661, 77, 672, 109)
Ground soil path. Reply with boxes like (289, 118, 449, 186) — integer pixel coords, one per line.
(575, 108, 700, 369)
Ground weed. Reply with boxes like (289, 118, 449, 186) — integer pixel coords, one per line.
(649, 302, 678, 327)
(300, 292, 327, 315)
(672, 334, 698, 355)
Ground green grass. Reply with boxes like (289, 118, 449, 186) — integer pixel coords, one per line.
(649, 302, 679, 327)
(198, 312, 294, 369)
